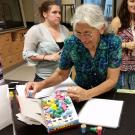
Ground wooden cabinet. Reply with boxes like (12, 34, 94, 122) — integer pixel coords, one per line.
(0, 29, 27, 71)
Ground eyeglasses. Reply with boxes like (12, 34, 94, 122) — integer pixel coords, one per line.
(74, 31, 93, 38)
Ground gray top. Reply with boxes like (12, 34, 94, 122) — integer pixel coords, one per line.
(23, 23, 69, 79)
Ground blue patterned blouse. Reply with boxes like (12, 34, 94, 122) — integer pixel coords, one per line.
(59, 34, 122, 89)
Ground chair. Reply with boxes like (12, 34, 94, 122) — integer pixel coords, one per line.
(61, 0, 76, 23)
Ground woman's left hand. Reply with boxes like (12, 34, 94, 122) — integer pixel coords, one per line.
(126, 41, 135, 50)
(67, 86, 89, 102)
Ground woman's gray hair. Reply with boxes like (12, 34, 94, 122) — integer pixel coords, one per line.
(71, 4, 111, 33)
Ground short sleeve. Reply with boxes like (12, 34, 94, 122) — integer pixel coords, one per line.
(59, 37, 74, 70)
(108, 35, 122, 68)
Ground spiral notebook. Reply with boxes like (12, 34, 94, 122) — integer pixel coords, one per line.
(78, 98, 124, 128)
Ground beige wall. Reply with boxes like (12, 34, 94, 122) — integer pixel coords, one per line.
(33, 0, 46, 23)
(21, 0, 82, 23)
(116, 0, 122, 14)
(21, 0, 34, 22)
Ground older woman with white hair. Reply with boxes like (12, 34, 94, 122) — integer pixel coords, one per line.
(25, 4, 122, 103)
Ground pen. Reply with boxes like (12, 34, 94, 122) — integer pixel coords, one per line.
(37, 95, 50, 99)
(89, 127, 97, 133)
(9, 81, 19, 84)
(27, 94, 50, 99)
(97, 126, 102, 135)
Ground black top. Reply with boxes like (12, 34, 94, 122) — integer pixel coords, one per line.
(56, 42, 64, 49)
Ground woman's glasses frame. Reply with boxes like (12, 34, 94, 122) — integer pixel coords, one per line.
(74, 31, 93, 39)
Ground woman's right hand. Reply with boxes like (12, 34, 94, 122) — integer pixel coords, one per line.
(25, 81, 44, 97)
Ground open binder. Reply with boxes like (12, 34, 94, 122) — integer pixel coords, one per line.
(16, 77, 79, 133)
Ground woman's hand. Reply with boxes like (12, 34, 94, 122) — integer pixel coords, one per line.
(25, 81, 44, 97)
(67, 86, 89, 102)
(125, 42, 135, 50)
(44, 52, 60, 61)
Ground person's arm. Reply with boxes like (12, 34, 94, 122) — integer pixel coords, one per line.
(67, 67, 120, 102)
(122, 41, 135, 50)
(30, 52, 60, 62)
(86, 67, 120, 98)
(25, 68, 70, 96)
(110, 17, 121, 34)
(23, 26, 44, 62)
(23, 26, 60, 62)
(111, 17, 135, 50)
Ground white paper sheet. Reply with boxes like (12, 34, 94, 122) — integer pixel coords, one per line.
(16, 85, 55, 98)
(79, 98, 124, 128)
(16, 77, 76, 99)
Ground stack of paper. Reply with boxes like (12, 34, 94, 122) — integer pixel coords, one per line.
(16, 96, 45, 126)
(16, 113, 41, 125)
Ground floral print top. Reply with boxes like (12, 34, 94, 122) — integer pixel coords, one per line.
(59, 34, 122, 89)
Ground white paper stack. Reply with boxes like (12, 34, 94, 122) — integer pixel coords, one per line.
(16, 113, 41, 125)
(16, 96, 46, 126)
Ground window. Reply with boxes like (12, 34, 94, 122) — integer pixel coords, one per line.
(83, 0, 116, 22)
